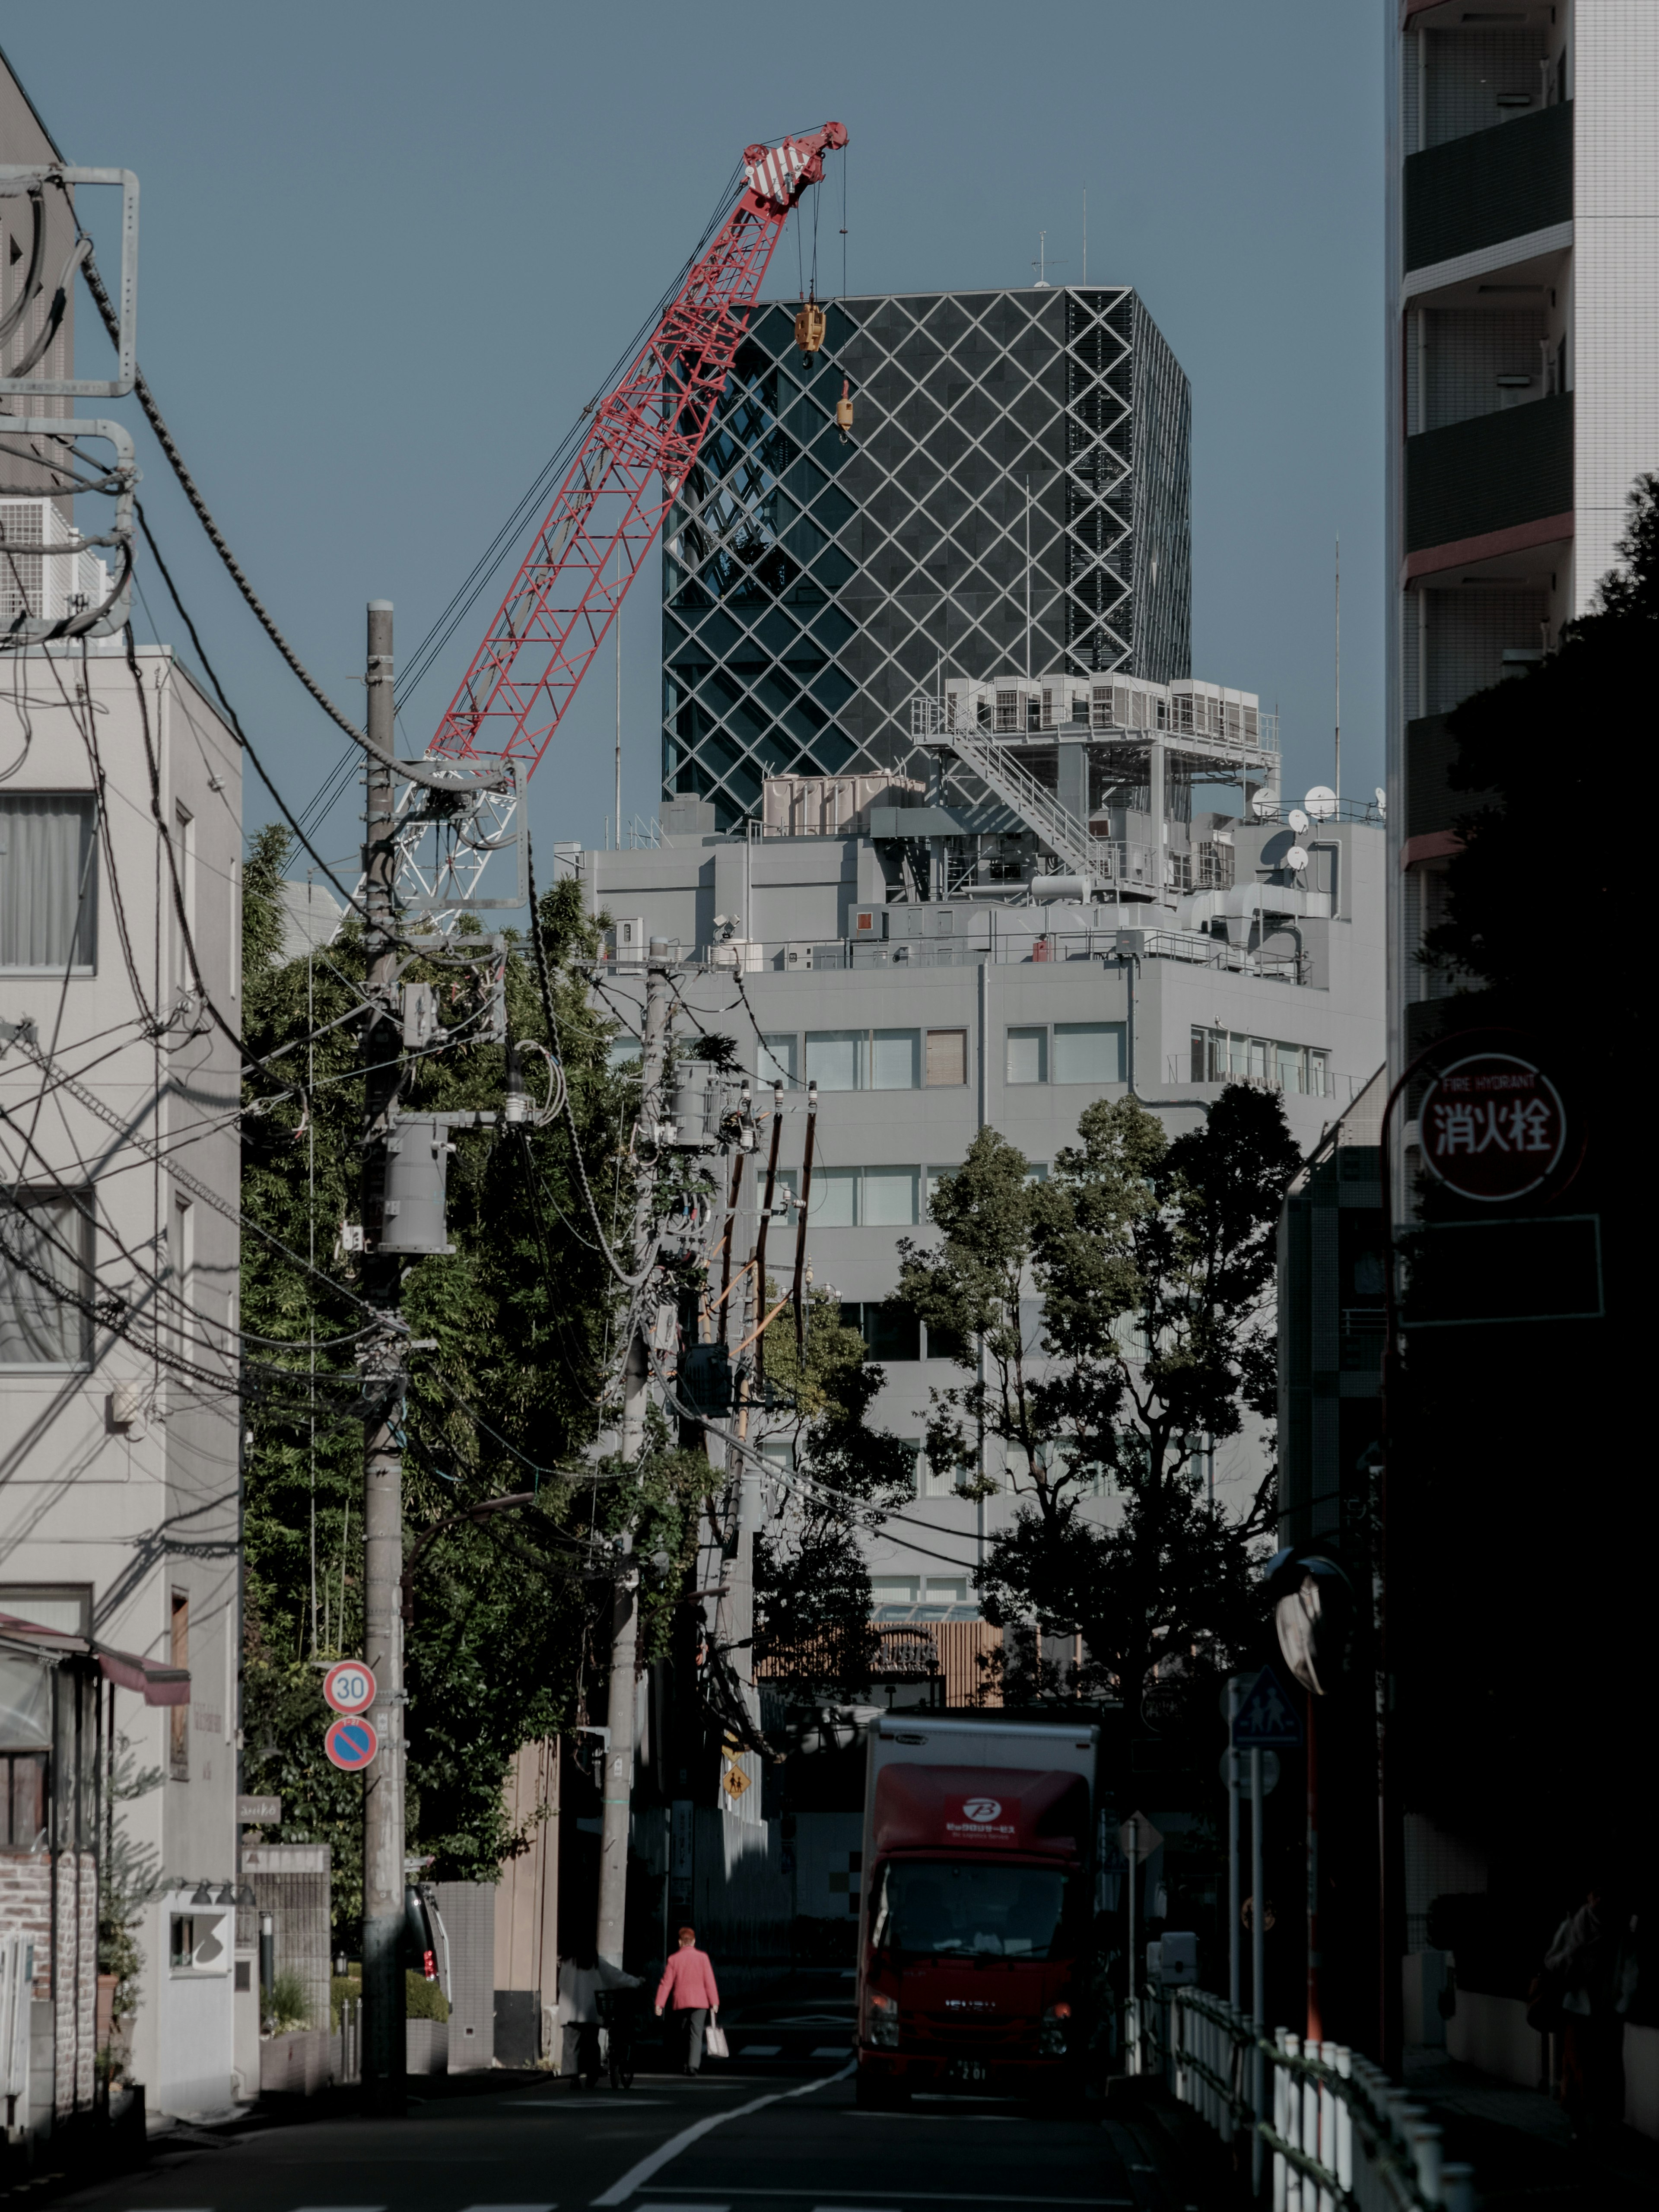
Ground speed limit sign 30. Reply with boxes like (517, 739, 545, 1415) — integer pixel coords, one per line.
(322, 1659, 377, 1715)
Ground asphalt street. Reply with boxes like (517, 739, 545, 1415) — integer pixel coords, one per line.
(54, 2065, 1189, 2212)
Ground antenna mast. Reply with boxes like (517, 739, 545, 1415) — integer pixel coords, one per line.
(1334, 537, 1341, 804)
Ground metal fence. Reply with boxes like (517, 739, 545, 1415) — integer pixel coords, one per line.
(1146, 1984, 1477, 2211)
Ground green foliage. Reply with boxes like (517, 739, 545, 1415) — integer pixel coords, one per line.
(405, 1967, 450, 2021)
(1424, 472, 1653, 1016)
(98, 1735, 166, 2034)
(753, 1288, 913, 1685)
(237, 826, 693, 1910)
(897, 1090, 1299, 1707)
(267, 1969, 312, 2034)
(330, 1973, 360, 2030)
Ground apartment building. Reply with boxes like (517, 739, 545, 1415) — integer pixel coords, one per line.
(1386, 0, 1659, 1078)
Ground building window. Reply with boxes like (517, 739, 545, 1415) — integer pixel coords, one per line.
(0, 1191, 93, 1367)
(804, 1029, 863, 1091)
(1189, 1026, 1331, 1097)
(925, 1029, 967, 1087)
(172, 803, 195, 1000)
(169, 1913, 197, 1970)
(0, 795, 97, 971)
(756, 1032, 797, 1087)
(839, 1300, 921, 1361)
(606, 1034, 642, 1072)
(802, 1165, 922, 1228)
(1007, 1023, 1125, 1085)
(802, 1029, 924, 1092)
(0, 1752, 48, 1853)
(1053, 1022, 1125, 1085)
(1006, 1027, 1048, 1084)
(0, 1585, 93, 1637)
(170, 1591, 189, 1779)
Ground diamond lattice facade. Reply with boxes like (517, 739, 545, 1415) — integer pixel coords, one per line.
(662, 286, 1193, 829)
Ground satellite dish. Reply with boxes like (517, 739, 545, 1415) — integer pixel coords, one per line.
(1374, 785, 1388, 819)
(1287, 808, 1310, 835)
(1304, 785, 1338, 820)
(1286, 845, 1309, 873)
(1250, 789, 1272, 818)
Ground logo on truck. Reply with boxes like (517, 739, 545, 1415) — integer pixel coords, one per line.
(945, 1794, 1017, 1840)
(963, 1797, 1002, 1823)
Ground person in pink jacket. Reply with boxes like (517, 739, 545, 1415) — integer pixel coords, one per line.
(655, 1924, 721, 2075)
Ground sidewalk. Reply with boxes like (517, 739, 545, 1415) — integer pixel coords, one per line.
(1405, 2046, 1659, 2209)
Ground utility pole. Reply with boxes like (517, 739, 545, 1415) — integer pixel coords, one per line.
(595, 939, 673, 1969)
(360, 600, 407, 2114)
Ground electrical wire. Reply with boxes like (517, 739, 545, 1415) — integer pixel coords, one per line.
(524, 826, 656, 1290)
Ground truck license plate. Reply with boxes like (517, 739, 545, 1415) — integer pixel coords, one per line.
(949, 2059, 988, 2085)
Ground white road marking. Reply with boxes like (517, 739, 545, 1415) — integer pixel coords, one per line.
(516, 2100, 669, 2109)
(810, 2045, 850, 2057)
(458, 2204, 557, 2210)
(590, 2063, 852, 2206)
(737, 2044, 782, 2056)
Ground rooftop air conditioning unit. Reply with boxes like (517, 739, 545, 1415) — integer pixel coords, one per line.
(0, 498, 113, 626)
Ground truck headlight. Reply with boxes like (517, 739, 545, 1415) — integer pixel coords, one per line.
(1038, 2002, 1071, 2056)
(866, 1991, 900, 2050)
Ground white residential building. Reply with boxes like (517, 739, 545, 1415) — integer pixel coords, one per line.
(0, 642, 245, 2118)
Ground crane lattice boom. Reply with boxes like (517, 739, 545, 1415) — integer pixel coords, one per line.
(429, 121, 848, 777)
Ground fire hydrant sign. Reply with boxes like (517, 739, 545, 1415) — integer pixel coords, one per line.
(322, 1660, 377, 1715)
(1419, 1052, 1566, 1202)
(324, 1714, 379, 1772)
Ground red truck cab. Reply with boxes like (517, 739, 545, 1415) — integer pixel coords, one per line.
(855, 1716, 1098, 2105)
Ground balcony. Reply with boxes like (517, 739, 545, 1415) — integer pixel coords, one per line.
(1405, 715, 1502, 842)
(1405, 392, 1571, 557)
(1405, 102, 1571, 274)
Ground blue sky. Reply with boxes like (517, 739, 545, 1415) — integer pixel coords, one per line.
(6, 1, 1386, 877)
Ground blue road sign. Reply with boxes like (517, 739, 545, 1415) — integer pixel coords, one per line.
(1232, 1663, 1303, 1749)
(324, 1714, 379, 1772)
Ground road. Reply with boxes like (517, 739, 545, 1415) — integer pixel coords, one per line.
(57, 1975, 1190, 2212)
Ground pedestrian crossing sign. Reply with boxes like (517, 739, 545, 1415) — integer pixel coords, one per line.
(1232, 1663, 1303, 1748)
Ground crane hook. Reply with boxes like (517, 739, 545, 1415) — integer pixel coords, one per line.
(794, 293, 827, 362)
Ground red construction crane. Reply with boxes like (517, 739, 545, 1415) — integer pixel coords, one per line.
(429, 121, 848, 775)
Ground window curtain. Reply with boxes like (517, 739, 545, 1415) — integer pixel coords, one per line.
(0, 796, 97, 968)
(0, 1194, 91, 1364)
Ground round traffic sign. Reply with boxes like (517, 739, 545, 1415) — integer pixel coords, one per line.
(324, 1714, 379, 1772)
(322, 1659, 377, 1715)
(1419, 1052, 1567, 1203)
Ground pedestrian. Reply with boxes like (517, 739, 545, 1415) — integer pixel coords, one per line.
(655, 1923, 721, 2076)
(1543, 1878, 1638, 2143)
(555, 1947, 640, 2088)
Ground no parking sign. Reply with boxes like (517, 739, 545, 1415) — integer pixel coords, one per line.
(324, 1714, 379, 1772)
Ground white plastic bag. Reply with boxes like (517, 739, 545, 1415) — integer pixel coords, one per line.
(704, 2014, 729, 2061)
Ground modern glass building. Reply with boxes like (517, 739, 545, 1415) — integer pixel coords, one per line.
(662, 286, 1193, 828)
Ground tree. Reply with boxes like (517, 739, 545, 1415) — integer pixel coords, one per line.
(897, 1090, 1299, 1710)
(1395, 477, 1649, 1870)
(237, 830, 702, 1915)
(752, 1290, 914, 1688)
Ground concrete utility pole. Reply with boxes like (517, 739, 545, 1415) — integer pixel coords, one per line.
(360, 599, 407, 2113)
(594, 941, 673, 1969)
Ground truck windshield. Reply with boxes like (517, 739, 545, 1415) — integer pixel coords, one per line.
(870, 1862, 1068, 1960)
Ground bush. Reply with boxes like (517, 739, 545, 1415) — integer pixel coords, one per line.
(267, 1970, 311, 2034)
(330, 1974, 361, 2031)
(406, 1967, 450, 2021)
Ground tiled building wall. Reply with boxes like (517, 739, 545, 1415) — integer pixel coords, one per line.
(1573, 3, 1659, 611)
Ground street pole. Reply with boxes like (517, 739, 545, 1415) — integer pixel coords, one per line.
(1125, 1823, 1138, 2075)
(1228, 1678, 1242, 2012)
(1307, 1697, 1322, 2043)
(1250, 1747, 1265, 2193)
(360, 599, 407, 2114)
(595, 942, 672, 1969)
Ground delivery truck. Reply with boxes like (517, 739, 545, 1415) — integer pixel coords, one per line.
(855, 1712, 1100, 2105)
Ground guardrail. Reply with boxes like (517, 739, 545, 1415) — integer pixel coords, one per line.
(1144, 1984, 1477, 2210)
